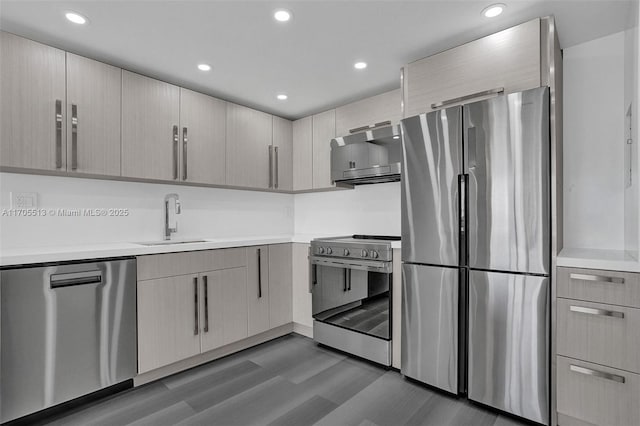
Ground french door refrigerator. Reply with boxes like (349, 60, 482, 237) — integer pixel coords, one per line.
(401, 86, 550, 425)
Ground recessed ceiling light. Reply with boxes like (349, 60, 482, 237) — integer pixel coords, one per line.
(65, 11, 88, 25)
(274, 9, 291, 22)
(197, 64, 211, 71)
(482, 3, 505, 18)
(354, 62, 367, 70)
(277, 94, 288, 100)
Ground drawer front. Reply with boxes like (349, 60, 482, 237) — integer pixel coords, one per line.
(557, 356, 640, 426)
(557, 267, 640, 308)
(557, 298, 640, 373)
(138, 247, 247, 280)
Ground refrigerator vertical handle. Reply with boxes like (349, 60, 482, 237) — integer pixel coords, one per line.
(467, 127, 477, 169)
(459, 175, 466, 232)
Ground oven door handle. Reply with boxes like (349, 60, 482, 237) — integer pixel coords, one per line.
(309, 255, 392, 274)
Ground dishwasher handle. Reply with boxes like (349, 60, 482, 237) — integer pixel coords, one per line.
(50, 270, 103, 288)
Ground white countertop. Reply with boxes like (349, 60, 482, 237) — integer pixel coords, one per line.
(0, 234, 402, 267)
(557, 247, 640, 273)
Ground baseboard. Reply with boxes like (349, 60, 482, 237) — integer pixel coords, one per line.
(133, 323, 294, 386)
(292, 322, 313, 338)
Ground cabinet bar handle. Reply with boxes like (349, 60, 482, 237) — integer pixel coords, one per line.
(274, 146, 279, 189)
(343, 268, 348, 292)
(55, 100, 63, 169)
(194, 277, 199, 335)
(347, 269, 351, 291)
(570, 364, 625, 384)
(570, 273, 625, 284)
(257, 248, 262, 298)
(570, 305, 624, 319)
(71, 104, 78, 170)
(268, 146, 274, 188)
(431, 87, 504, 110)
(173, 125, 179, 180)
(203, 275, 209, 333)
(182, 127, 188, 181)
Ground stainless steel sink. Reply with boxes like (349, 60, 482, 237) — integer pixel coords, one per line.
(134, 239, 208, 246)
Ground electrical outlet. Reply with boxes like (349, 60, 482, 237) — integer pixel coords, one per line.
(11, 192, 39, 209)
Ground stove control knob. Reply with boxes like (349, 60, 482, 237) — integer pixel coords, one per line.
(370, 250, 379, 259)
(361, 249, 368, 258)
(326, 247, 333, 255)
(318, 247, 325, 254)
(344, 249, 350, 256)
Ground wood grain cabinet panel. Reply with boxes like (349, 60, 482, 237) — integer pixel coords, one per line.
(335, 89, 401, 136)
(557, 356, 640, 426)
(272, 116, 293, 191)
(269, 244, 293, 328)
(226, 103, 273, 189)
(247, 246, 270, 336)
(1, 32, 66, 170)
(121, 70, 180, 181)
(312, 109, 336, 189)
(179, 88, 226, 185)
(557, 267, 640, 308)
(65, 53, 121, 176)
(137, 274, 201, 373)
(557, 298, 640, 373)
(293, 116, 313, 191)
(405, 18, 541, 117)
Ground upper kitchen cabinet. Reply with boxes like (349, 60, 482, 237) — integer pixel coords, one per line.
(0, 32, 66, 171)
(121, 70, 180, 181)
(312, 109, 336, 189)
(226, 103, 273, 189)
(403, 18, 541, 117)
(66, 53, 122, 176)
(179, 88, 226, 185)
(335, 89, 402, 136)
(272, 116, 293, 191)
(293, 116, 313, 191)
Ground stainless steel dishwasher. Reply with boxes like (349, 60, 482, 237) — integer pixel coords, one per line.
(1, 258, 137, 423)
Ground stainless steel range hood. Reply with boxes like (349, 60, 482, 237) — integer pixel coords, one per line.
(330, 123, 402, 185)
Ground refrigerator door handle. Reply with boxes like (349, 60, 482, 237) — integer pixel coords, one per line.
(467, 127, 477, 169)
(459, 174, 466, 233)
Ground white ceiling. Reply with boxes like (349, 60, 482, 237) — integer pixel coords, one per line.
(0, 0, 635, 120)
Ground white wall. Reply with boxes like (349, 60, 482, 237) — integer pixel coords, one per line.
(563, 31, 626, 250)
(624, 1, 640, 259)
(294, 182, 401, 237)
(0, 173, 294, 249)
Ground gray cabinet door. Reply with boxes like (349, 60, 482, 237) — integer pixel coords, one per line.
(66, 53, 121, 176)
(121, 70, 180, 181)
(401, 263, 459, 393)
(179, 88, 226, 185)
(226, 103, 273, 189)
(269, 244, 293, 328)
(137, 274, 201, 373)
(468, 269, 548, 424)
(465, 87, 550, 275)
(401, 106, 462, 267)
(312, 109, 336, 189)
(272, 116, 293, 191)
(247, 246, 270, 336)
(1, 32, 66, 170)
(293, 116, 313, 191)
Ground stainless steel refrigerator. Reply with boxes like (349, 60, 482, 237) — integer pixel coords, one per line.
(400, 86, 550, 425)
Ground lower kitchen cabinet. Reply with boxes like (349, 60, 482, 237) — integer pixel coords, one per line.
(137, 274, 201, 373)
(137, 244, 292, 375)
(247, 244, 293, 336)
(269, 244, 293, 328)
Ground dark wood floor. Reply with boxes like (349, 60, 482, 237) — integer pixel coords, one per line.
(44, 334, 530, 426)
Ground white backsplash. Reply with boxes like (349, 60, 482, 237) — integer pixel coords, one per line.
(294, 182, 401, 237)
(0, 174, 402, 250)
(0, 173, 294, 249)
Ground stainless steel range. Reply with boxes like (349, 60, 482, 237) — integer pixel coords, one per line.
(309, 235, 399, 366)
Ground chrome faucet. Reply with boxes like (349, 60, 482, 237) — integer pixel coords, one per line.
(164, 193, 181, 240)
